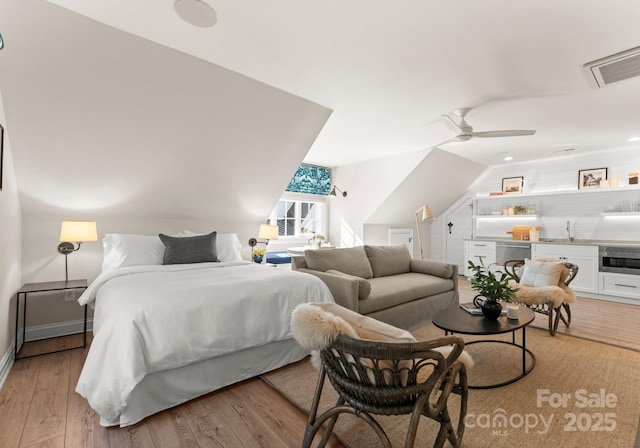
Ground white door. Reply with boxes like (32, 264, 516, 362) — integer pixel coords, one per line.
(389, 228, 414, 257)
(445, 198, 473, 273)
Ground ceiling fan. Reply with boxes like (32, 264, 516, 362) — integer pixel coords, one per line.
(439, 108, 536, 144)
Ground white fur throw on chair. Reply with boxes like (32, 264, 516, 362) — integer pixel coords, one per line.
(291, 302, 474, 370)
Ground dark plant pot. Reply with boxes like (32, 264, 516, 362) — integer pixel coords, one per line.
(473, 295, 502, 320)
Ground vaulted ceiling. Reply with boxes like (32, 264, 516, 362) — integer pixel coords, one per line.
(2, 0, 640, 224)
(40, 0, 640, 167)
(0, 0, 331, 220)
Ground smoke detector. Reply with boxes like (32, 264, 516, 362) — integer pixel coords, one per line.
(583, 46, 640, 88)
(174, 0, 217, 27)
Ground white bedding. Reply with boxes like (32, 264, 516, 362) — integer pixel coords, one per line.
(76, 261, 333, 425)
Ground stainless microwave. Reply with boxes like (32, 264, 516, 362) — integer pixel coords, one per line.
(599, 246, 640, 275)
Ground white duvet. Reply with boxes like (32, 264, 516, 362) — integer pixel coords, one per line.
(76, 261, 333, 423)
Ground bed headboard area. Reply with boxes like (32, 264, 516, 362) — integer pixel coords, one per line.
(101, 231, 243, 273)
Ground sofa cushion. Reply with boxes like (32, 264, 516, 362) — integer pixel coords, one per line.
(327, 270, 372, 299)
(410, 259, 454, 279)
(305, 247, 373, 279)
(358, 273, 455, 315)
(364, 244, 412, 277)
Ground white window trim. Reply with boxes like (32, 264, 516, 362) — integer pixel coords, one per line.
(270, 192, 328, 242)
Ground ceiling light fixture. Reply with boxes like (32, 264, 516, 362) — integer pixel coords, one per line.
(504, 155, 513, 161)
(627, 136, 640, 142)
(174, 0, 217, 28)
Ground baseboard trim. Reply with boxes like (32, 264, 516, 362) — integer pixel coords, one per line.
(1, 318, 94, 391)
(0, 343, 13, 391)
(25, 318, 94, 342)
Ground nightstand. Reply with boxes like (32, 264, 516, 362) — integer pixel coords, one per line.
(15, 279, 89, 361)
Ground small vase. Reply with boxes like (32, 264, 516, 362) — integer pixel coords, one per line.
(473, 295, 502, 320)
(253, 255, 263, 264)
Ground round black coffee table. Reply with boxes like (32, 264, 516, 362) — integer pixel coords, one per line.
(432, 305, 536, 389)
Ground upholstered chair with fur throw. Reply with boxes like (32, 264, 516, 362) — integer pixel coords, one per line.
(291, 302, 472, 448)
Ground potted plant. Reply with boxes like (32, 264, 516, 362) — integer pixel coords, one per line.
(252, 248, 266, 264)
(467, 260, 518, 319)
(313, 233, 326, 248)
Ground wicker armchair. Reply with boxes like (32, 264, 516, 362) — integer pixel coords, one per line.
(291, 303, 469, 448)
(504, 259, 579, 336)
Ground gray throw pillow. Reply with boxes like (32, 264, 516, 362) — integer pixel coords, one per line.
(364, 244, 411, 277)
(159, 231, 219, 265)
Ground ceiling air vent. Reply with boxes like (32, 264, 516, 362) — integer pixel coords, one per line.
(583, 46, 640, 88)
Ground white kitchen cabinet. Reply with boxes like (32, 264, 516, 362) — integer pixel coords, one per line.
(599, 273, 640, 302)
(464, 241, 496, 277)
(531, 243, 598, 293)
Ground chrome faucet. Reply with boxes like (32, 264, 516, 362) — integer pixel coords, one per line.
(566, 220, 574, 242)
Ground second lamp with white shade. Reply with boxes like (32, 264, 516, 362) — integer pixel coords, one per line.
(58, 220, 98, 281)
(414, 205, 434, 259)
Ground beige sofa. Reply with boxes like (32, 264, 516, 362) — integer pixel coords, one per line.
(292, 244, 459, 330)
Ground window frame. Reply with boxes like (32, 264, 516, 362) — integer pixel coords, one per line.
(269, 192, 328, 241)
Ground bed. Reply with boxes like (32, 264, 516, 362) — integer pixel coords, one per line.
(75, 231, 334, 427)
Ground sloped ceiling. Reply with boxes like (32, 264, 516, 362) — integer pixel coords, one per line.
(366, 148, 485, 224)
(0, 0, 331, 221)
(38, 0, 640, 167)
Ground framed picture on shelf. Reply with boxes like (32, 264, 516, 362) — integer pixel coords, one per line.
(578, 167, 607, 190)
(502, 176, 523, 194)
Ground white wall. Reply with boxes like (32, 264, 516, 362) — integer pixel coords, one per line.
(0, 1, 331, 327)
(0, 92, 23, 374)
(329, 151, 427, 247)
(331, 148, 485, 256)
(430, 147, 640, 260)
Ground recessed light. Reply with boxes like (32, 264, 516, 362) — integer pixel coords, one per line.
(174, 0, 217, 27)
(627, 136, 640, 142)
(504, 156, 513, 161)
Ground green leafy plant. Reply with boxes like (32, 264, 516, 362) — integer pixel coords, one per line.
(513, 205, 527, 215)
(467, 260, 517, 303)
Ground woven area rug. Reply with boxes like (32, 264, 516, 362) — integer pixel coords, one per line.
(262, 325, 640, 448)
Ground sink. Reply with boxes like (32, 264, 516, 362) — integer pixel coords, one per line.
(539, 238, 593, 244)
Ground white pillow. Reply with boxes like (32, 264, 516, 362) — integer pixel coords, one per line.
(102, 233, 166, 272)
(182, 231, 242, 262)
(520, 259, 564, 287)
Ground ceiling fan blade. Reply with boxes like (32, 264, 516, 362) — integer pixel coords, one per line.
(471, 130, 536, 138)
(423, 139, 455, 151)
(441, 114, 462, 133)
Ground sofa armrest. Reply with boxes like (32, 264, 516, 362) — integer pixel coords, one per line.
(296, 268, 359, 311)
(411, 259, 457, 279)
(291, 255, 307, 270)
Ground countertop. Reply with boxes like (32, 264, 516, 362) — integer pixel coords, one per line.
(465, 238, 640, 248)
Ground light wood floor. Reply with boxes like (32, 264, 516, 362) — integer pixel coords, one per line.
(1, 278, 638, 448)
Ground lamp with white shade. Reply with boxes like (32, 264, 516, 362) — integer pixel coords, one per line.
(414, 205, 434, 259)
(58, 221, 98, 281)
(248, 224, 279, 262)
